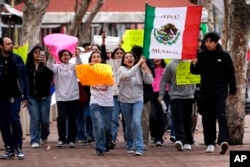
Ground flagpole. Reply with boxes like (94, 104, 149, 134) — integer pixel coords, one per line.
(142, 2, 148, 57)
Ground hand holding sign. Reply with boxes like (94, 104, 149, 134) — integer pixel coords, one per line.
(43, 33, 78, 63)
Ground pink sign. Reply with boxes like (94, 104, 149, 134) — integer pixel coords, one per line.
(43, 33, 78, 63)
(152, 68, 168, 92)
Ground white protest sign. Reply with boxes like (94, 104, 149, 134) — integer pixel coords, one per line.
(93, 35, 120, 51)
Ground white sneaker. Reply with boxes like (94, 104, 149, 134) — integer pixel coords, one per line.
(219, 142, 228, 155)
(31, 143, 40, 148)
(57, 141, 64, 147)
(206, 145, 215, 153)
(175, 141, 184, 151)
(183, 144, 192, 150)
(127, 150, 135, 154)
(40, 139, 47, 145)
(68, 142, 75, 148)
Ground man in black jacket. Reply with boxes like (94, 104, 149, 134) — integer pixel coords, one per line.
(0, 37, 29, 160)
(190, 32, 236, 155)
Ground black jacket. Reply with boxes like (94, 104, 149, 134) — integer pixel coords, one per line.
(190, 44, 236, 98)
(27, 63, 54, 99)
(143, 59, 155, 103)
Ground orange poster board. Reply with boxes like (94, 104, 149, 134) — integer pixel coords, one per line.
(75, 63, 114, 86)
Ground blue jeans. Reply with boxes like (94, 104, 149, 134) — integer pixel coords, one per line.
(90, 104, 113, 152)
(27, 96, 51, 144)
(0, 98, 23, 149)
(120, 101, 144, 153)
(84, 104, 94, 139)
(111, 96, 121, 141)
(77, 102, 87, 141)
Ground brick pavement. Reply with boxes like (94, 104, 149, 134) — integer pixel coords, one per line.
(1, 115, 250, 167)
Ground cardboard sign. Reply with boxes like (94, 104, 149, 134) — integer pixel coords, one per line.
(75, 63, 114, 86)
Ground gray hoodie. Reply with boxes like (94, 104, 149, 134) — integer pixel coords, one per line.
(118, 63, 153, 103)
(159, 59, 195, 100)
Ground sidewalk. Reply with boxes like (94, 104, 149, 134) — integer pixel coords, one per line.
(1, 114, 250, 167)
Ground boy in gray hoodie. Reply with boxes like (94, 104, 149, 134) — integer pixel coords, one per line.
(158, 59, 195, 151)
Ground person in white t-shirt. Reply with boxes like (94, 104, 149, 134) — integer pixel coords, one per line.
(88, 51, 114, 156)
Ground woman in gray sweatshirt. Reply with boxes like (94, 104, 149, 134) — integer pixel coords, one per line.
(118, 52, 153, 156)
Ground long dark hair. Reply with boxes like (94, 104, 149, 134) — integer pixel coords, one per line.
(88, 51, 105, 63)
(111, 47, 125, 59)
(26, 45, 45, 68)
(120, 52, 138, 67)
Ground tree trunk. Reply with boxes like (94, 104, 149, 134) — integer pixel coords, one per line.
(221, 0, 230, 50)
(67, 0, 92, 36)
(21, 0, 49, 49)
(227, 0, 250, 145)
(203, 0, 215, 32)
(79, 0, 104, 45)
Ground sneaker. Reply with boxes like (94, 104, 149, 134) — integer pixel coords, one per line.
(127, 150, 135, 154)
(174, 141, 184, 151)
(57, 141, 64, 147)
(183, 144, 192, 150)
(40, 139, 47, 145)
(15, 147, 25, 160)
(31, 143, 40, 148)
(0, 147, 14, 159)
(156, 141, 163, 147)
(96, 150, 105, 156)
(80, 140, 87, 146)
(68, 142, 75, 148)
(87, 136, 93, 144)
(206, 145, 215, 153)
(134, 151, 143, 156)
(220, 142, 228, 155)
(170, 136, 176, 143)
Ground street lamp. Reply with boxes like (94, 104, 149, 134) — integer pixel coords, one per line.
(246, 0, 250, 5)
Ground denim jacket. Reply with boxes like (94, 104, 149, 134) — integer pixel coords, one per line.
(0, 53, 30, 100)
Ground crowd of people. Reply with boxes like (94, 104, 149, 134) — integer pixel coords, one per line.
(0, 31, 236, 160)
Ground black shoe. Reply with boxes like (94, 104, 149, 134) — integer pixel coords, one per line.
(170, 136, 176, 143)
(0, 150, 14, 160)
(87, 136, 93, 144)
(96, 150, 105, 156)
(15, 146, 25, 160)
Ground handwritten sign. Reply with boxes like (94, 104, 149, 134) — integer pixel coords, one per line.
(43, 33, 78, 63)
(93, 35, 120, 51)
(176, 61, 200, 85)
(13, 43, 29, 64)
(75, 63, 114, 86)
(121, 29, 144, 52)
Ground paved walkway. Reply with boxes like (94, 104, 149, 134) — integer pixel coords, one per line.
(1, 115, 250, 167)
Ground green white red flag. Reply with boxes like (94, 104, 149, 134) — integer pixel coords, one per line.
(143, 4, 202, 59)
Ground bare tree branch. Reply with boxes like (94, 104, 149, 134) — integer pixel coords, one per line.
(67, 0, 92, 36)
(79, 0, 104, 45)
(221, 0, 230, 50)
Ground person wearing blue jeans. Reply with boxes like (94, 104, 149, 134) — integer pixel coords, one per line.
(27, 97, 51, 146)
(76, 101, 87, 143)
(26, 45, 53, 148)
(90, 104, 113, 153)
(120, 101, 144, 152)
(111, 96, 121, 143)
(0, 37, 29, 160)
(118, 52, 153, 156)
(88, 51, 114, 156)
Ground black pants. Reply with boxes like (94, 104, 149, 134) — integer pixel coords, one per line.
(201, 97, 229, 145)
(57, 100, 78, 143)
(171, 98, 194, 145)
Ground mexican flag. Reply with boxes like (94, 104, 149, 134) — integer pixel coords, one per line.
(143, 4, 202, 60)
